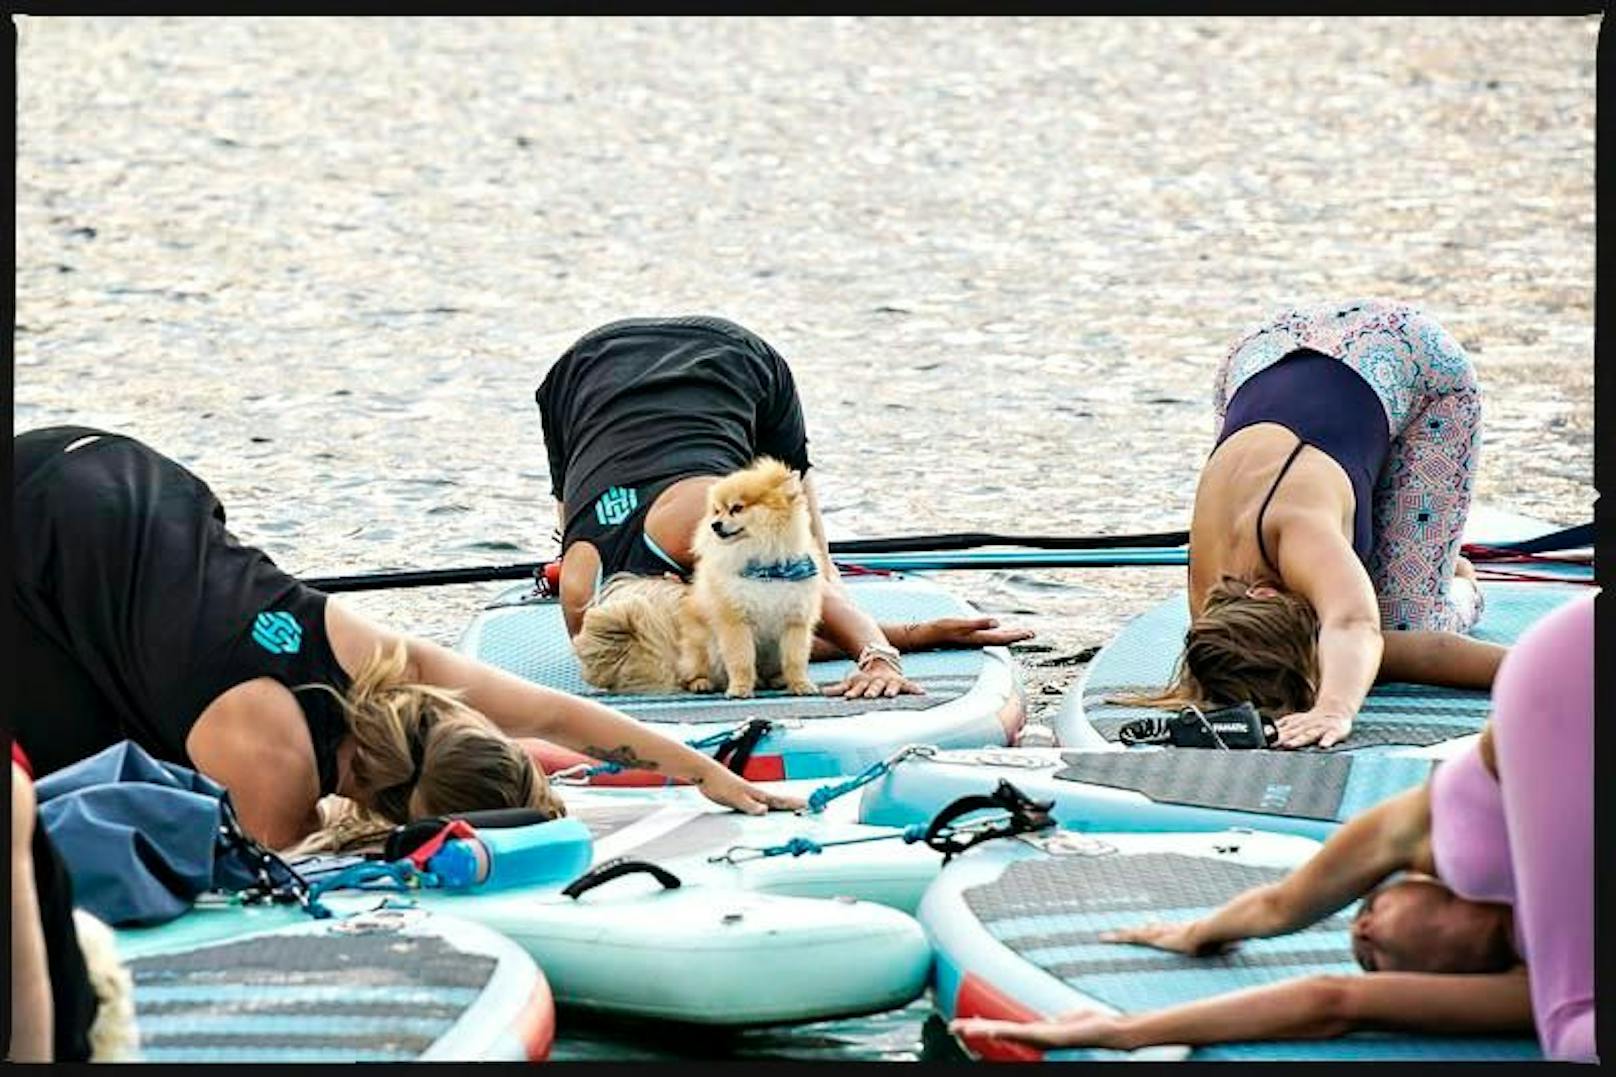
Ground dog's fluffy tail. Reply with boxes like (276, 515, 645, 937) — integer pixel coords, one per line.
(574, 574, 688, 692)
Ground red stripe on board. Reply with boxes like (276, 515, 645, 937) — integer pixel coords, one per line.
(740, 754, 786, 781)
(954, 972, 1046, 1062)
(516, 971, 556, 1062)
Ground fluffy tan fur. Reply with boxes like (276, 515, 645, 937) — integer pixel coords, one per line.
(72, 909, 140, 1061)
(572, 458, 825, 698)
(681, 457, 824, 698)
(574, 574, 693, 692)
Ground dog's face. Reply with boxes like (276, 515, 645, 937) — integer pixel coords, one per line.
(704, 458, 806, 545)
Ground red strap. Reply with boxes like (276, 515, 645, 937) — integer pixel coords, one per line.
(405, 818, 478, 870)
(11, 741, 33, 778)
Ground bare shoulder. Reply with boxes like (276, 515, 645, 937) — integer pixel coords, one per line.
(187, 679, 323, 847)
(323, 596, 406, 677)
(188, 678, 318, 764)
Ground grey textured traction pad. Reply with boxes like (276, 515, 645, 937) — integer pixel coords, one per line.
(589, 674, 980, 724)
(131, 930, 497, 1057)
(466, 577, 989, 723)
(1084, 691, 1479, 751)
(963, 853, 1349, 984)
(1054, 749, 1355, 821)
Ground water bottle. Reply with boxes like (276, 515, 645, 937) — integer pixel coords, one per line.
(427, 816, 593, 892)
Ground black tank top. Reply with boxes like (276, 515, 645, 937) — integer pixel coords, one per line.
(13, 427, 352, 795)
(1215, 349, 1391, 567)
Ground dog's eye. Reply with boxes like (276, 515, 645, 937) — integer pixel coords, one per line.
(729, 503, 743, 515)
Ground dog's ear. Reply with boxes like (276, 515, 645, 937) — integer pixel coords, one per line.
(784, 469, 804, 501)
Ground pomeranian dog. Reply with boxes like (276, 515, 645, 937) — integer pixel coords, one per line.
(680, 457, 824, 698)
(573, 457, 824, 698)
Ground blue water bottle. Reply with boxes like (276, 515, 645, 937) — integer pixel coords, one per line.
(427, 816, 593, 892)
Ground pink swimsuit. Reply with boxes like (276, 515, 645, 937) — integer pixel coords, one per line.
(1429, 743, 1515, 906)
(1429, 594, 1596, 1062)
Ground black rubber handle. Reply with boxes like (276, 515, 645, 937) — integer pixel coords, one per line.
(561, 857, 683, 900)
(384, 807, 557, 861)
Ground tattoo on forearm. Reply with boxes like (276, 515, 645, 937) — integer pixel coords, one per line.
(583, 745, 660, 772)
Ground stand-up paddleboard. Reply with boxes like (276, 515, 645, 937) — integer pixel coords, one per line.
(457, 573, 1024, 782)
(859, 580, 1585, 840)
(927, 830, 1542, 1062)
(1056, 505, 1591, 750)
(562, 778, 944, 914)
(125, 906, 553, 1062)
(855, 742, 1464, 843)
(116, 819, 931, 1029)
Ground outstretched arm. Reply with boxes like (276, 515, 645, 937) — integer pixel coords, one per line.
(1105, 786, 1431, 955)
(801, 475, 1035, 693)
(801, 475, 920, 698)
(325, 600, 802, 814)
(1272, 513, 1383, 748)
(950, 969, 1531, 1052)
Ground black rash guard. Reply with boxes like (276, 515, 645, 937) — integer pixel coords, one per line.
(535, 316, 812, 584)
(12, 427, 351, 794)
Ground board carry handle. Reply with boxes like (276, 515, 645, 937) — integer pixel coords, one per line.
(561, 857, 683, 900)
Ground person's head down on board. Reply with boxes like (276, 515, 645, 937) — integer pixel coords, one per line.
(1350, 876, 1517, 975)
(1121, 575, 1321, 719)
(295, 641, 565, 853)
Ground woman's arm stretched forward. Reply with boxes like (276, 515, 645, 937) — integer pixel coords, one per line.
(1107, 786, 1432, 956)
(949, 968, 1532, 1052)
(326, 601, 804, 814)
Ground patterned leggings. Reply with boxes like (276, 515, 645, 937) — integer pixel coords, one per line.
(1212, 299, 1484, 633)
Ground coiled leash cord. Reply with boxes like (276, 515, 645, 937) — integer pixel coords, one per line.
(710, 779, 1056, 867)
(801, 744, 938, 814)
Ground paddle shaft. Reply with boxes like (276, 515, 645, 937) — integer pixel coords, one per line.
(303, 525, 1590, 593)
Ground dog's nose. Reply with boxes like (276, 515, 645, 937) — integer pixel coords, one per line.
(711, 520, 726, 535)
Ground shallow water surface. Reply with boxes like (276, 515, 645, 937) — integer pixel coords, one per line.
(14, 15, 1595, 1062)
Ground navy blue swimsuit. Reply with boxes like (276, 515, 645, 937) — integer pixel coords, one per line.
(1214, 348, 1391, 568)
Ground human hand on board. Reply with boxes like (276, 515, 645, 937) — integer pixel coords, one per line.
(950, 1008, 1124, 1051)
(823, 661, 923, 699)
(902, 616, 1036, 651)
(1273, 707, 1353, 749)
(1100, 920, 1233, 957)
(696, 764, 805, 815)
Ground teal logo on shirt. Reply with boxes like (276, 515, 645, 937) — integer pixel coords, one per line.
(595, 486, 639, 527)
(252, 611, 302, 655)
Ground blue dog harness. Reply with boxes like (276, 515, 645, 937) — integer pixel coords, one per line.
(739, 556, 820, 582)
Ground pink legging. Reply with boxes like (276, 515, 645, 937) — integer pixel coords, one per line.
(1491, 593, 1596, 1062)
(1214, 299, 1483, 633)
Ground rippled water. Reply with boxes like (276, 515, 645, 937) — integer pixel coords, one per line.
(15, 15, 1596, 1061)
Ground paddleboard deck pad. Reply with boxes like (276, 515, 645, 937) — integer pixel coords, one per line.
(1057, 581, 1585, 750)
(118, 812, 932, 1028)
(128, 906, 552, 1062)
(855, 744, 1454, 842)
(927, 830, 1542, 1061)
(458, 573, 1023, 780)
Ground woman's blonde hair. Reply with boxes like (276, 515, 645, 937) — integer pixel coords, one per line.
(1115, 576, 1321, 719)
(290, 641, 564, 854)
